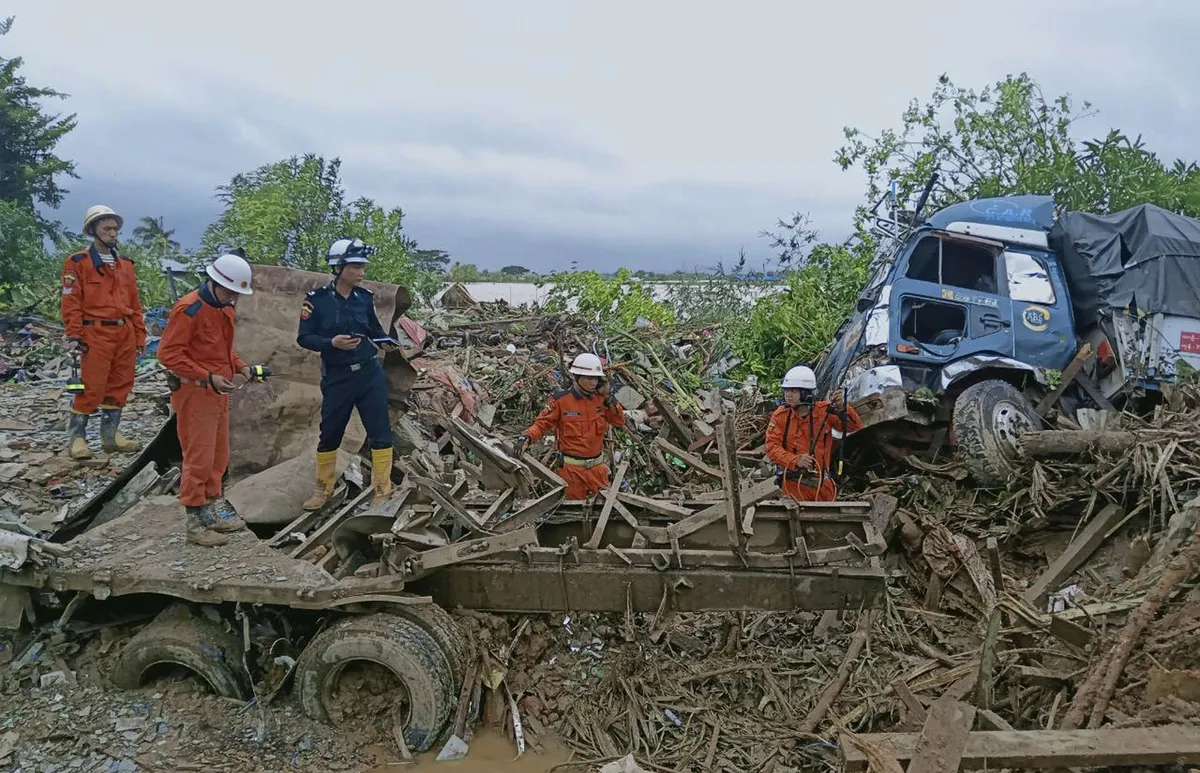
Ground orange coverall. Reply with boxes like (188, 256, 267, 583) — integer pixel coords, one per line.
(157, 284, 247, 507)
(60, 247, 146, 415)
(765, 400, 862, 502)
(522, 387, 626, 499)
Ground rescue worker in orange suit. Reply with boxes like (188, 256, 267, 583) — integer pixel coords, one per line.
(765, 365, 862, 502)
(516, 353, 626, 500)
(158, 251, 262, 547)
(60, 205, 147, 460)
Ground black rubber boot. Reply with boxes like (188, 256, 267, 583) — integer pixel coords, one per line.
(67, 413, 92, 460)
(100, 408, 141, 453)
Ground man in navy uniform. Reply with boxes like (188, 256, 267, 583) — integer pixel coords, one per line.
(296, 238, 399, 509)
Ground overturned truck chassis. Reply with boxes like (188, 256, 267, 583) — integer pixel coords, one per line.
(2, 417, 893, 616)
(0, 410, 894, 752)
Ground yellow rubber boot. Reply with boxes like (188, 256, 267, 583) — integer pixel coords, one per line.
(67, 413, 93, 461)
(100, 408, 141, 453)
(371, 446, 394, 505)
(302, 450, 339, 511)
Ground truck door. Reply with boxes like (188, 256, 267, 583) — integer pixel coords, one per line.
(888, 232, 1014, 365)
(1004, 250, 1076, 370)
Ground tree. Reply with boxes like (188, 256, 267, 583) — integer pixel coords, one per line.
(834, 72, 1200, 224)
(412, 247, 451, 275)
(0, 16, 78, 295)
(500, 264, 530, 276)
(201, 154, 345, 269)
(0, 17, 77, 216)
(132, 216, 180, 256)
(448, 262, 481, 282)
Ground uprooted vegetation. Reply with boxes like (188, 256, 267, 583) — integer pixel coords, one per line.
(5, 282, 1200, 770)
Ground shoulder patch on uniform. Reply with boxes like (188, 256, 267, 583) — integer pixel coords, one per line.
(70, 252, 88, 263)
(183, 299, 203, 317)
(300, 299, 314, 320)
(62, 271, 77, 285)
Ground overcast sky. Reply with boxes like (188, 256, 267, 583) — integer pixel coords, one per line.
(5, 1, 1198, 273)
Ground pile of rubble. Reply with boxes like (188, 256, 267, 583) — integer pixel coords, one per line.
(7, 287, 1200, 772)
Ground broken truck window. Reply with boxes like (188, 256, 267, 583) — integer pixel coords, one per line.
(900, 297, 967, 346)
(1004, 250, 1056, 304)
(906, 235, 1001, 295)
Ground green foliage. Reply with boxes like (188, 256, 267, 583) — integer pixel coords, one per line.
(729, 243, 873, 388)
(501, 264, 530, 276)
(835, 72, 1200, 224)
(0, 16, 77, 221)
(201, 154, 344, 269)
(542, 269, 674, 328)
(448, 262, 482, 282)
(131, 216, 180, 256)
(200, 155, 450, 303)
(0, 199, 55, 302)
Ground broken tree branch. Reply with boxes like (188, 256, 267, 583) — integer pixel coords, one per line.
(799, 610, 877, 733)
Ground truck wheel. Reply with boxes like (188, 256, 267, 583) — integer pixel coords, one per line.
(953, 379, 1038, 487)
(112, 605, 250, 699)
(295, 613, 455, 753)
(391, 603, 470, 689)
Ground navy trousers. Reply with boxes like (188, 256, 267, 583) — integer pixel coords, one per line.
(317, 359, 392, 452)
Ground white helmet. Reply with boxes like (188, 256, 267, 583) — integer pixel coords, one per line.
(83, 205, 123, 235)
(206, 253, 254, 295)
(569, 352, 605, 377)
(326, 237, 373, 266)
(782, 365, 816, 390)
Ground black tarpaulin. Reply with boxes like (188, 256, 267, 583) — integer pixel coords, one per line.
(1048, 204, 1200, 330)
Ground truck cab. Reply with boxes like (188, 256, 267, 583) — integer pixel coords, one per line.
(818, 188, 1200, 486)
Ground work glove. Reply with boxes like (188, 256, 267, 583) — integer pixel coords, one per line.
(513, 435, 528, 456)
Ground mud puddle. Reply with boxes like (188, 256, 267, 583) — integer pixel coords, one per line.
(364, 728, 574, 771)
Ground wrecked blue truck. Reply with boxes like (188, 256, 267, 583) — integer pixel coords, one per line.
(814, 189, 1200, 486)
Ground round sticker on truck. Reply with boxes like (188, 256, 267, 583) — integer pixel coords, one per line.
(1021, 305, 1050, 332)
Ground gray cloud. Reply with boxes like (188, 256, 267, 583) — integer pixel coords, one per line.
(12, 0, 1200, 273)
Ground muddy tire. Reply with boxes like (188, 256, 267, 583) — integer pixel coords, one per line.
(112, 605, 250, 699)
(953, 379, 1039, 487)
(391, 603, 470, 689)
(295, 613, 455, 753)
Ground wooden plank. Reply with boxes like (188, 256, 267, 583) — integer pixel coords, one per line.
(907, 697, 975, 773)
(1035, 342, 1092, 416)
(653, 436, 723, 479)
(842, 725, 1200, 771)
(479, 488, 516, 528)
(891, 679, 927, 729)
(289, 489, 373, 558)
(1048, 614, 1092, 649)
(493, 487, 565, 534)
(521, 452, 567, 488)
(616, 492, 694, 518)
(407, 474, 486, 533)
(652, 393, 694, 446)
(584, 460, 629, 549)
(715, 419, 743, 550)
(665, 478, 779, 542)
(1022, 503, 1126, 605)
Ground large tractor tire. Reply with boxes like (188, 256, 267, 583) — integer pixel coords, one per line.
(952, 379, 1039, 487)
(390, 602, 470, 689)
(112, 604, 250, 699)
(294, 612, 456, 753)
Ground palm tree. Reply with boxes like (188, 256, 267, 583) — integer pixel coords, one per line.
(132, 216, 180, 256)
